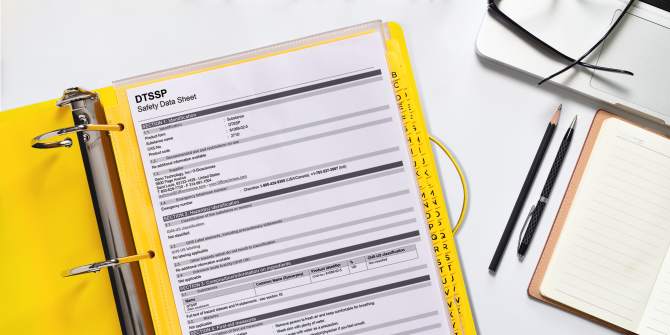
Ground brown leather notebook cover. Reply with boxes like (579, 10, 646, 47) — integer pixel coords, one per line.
(527, 110, 638, 334)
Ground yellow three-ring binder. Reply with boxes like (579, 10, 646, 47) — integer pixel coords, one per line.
(0, 21, 476, 335)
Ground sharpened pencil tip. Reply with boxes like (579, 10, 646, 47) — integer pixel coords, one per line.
(569, 115, 577, 129)
(550, 104, 562, 125)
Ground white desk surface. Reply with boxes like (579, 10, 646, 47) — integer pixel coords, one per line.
(2, 1, 640, 334)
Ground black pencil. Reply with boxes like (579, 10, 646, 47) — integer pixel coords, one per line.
(488, 104, 561, 274)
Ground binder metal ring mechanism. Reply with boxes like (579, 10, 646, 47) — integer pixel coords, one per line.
(26, 22, 476, 335)
(31, 87, 154, 277)
(31, 87, 154, 335)
(63, 251, 155, 277)
(31, 123, 124, 148)
(31, 88, 123, 148)
(32, 87, 152, 275)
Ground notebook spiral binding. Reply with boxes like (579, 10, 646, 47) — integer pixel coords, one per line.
(31, 87, 154, 335)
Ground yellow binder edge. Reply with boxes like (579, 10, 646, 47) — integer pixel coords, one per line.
(385, 22, 477, 335)
(105, 96, 180, 334)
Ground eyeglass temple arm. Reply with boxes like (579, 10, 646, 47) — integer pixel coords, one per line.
(538, 0, 637, 85)
(487, 0, 633, 76)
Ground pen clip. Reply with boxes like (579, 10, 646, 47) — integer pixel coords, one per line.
(518, 205, 536, 251)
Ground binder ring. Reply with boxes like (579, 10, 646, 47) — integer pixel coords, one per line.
(428, 135, 468, 235)
(63, 251, 154, 277)
(31, 123, 124, 149)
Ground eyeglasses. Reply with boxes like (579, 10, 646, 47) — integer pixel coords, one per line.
(487, 0, 636, 85)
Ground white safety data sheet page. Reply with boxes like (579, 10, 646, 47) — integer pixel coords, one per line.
(125, 31, 450, 335)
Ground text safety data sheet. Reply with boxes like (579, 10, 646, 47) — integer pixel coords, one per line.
(126, 30, 450, 335)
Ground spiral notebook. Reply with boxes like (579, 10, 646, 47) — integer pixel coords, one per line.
(529, 111, 670, 335)
(5, 22, 476, 335)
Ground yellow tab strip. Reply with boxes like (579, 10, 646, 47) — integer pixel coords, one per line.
(385, 22, 477, 335)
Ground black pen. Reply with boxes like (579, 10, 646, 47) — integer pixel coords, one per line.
(518, 115, 577, 259)
(488, 105, 561, 274)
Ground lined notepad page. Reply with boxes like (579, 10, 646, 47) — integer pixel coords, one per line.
(540, 118, 670, 334)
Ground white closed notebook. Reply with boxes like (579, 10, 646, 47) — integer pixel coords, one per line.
(540, 117, 670, 335)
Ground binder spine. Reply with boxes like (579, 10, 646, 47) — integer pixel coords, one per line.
(32, 88, 153, 335)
